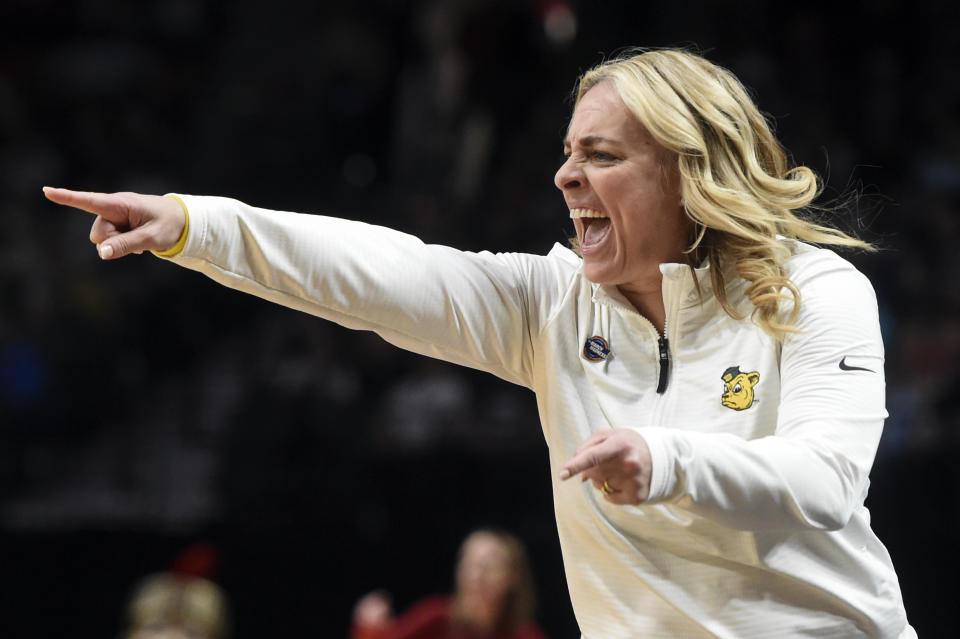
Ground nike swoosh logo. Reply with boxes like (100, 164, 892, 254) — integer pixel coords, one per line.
(839, 356, 874, 372)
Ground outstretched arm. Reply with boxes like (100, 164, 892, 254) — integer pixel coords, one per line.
(45, 188, 568, 389)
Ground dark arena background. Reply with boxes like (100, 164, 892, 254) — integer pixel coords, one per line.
(1, 1, 958, 636)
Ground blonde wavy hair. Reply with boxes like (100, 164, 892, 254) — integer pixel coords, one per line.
(125, 572, 230, 639)
(573, 48, 872, 338)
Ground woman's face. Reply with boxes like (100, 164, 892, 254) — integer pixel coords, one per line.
(456, 533, 514, 605)
(555, 81, 690, 292)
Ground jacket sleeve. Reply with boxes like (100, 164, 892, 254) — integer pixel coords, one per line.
(162, 194, 552, 388)
(641, 251, 887, 531)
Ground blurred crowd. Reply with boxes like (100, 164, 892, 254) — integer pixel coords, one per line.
(1, 0, 958, 636)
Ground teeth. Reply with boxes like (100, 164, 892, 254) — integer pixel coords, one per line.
(569, 208, 607, 219)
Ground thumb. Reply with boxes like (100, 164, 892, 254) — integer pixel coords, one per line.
(97, 224, 156, 259)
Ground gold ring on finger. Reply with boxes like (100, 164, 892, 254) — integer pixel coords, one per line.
(601, 479, 614, 495)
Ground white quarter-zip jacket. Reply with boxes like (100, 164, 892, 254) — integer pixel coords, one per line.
(165, 195, 915, 638)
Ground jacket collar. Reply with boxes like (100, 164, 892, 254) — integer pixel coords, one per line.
(590, 259, 714, 314)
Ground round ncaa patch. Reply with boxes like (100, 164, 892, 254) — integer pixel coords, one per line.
(583, 336, 610, 361)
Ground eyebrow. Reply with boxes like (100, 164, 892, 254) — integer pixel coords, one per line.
(562, 135, 618, 150)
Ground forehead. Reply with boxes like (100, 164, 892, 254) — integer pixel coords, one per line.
(462, 533, 508, 560)
(565, 81, 652, 148)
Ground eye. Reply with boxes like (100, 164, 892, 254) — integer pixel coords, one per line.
(590, 150, 616, 162)
(733, 383, 742, 393)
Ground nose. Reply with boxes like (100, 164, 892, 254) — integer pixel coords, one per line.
(554, 156, 583, 192)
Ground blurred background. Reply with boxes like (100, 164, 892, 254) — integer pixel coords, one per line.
(2, 0, 958, 636)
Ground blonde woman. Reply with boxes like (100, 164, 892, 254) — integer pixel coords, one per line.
(46, 48, 914, 638)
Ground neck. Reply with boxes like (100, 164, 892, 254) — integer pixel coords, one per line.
(617, 274, 666, 333)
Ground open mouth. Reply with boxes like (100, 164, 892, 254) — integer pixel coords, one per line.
(570, 208, 610, 250)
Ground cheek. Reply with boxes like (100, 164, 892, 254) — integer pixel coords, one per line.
(488, 566, 512, 587)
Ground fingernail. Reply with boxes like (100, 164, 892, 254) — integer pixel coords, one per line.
(98, 244, 114, 259)
(558, 469, 571, 481)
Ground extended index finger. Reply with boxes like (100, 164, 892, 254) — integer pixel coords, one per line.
(559, 437, 622, 481)
(572, 428, 614, 457)
(42, 187, 129, 224)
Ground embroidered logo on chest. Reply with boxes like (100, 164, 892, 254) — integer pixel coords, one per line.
(721, 366, 760, 410)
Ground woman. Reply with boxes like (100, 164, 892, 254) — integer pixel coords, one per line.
(351, 530, 546, 639)
(45, 49, 915, 637)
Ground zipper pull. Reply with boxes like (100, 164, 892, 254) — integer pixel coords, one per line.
(656, 335, 670, 394)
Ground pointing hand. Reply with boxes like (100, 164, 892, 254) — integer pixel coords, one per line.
(43, 187, 185, 259)
(559, 428, 654, 505)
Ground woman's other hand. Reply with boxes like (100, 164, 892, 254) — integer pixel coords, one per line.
(43, 187, 185, 259)
(559, 428, 654, 505)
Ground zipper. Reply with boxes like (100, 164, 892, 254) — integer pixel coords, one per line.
(656, 333, 670, 394)
(592, 283, 675, 394)
(626, 305, 671, 394)
(656, 312, 670, 394)
(654, 267, 690, 395)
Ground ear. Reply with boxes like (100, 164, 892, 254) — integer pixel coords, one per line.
(748, 372, 760, 385)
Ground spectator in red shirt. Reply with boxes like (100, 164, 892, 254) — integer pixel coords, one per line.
(352, 529, 547, 639)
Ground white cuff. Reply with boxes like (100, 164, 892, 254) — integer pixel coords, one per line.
(638, 426, 679, 503)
